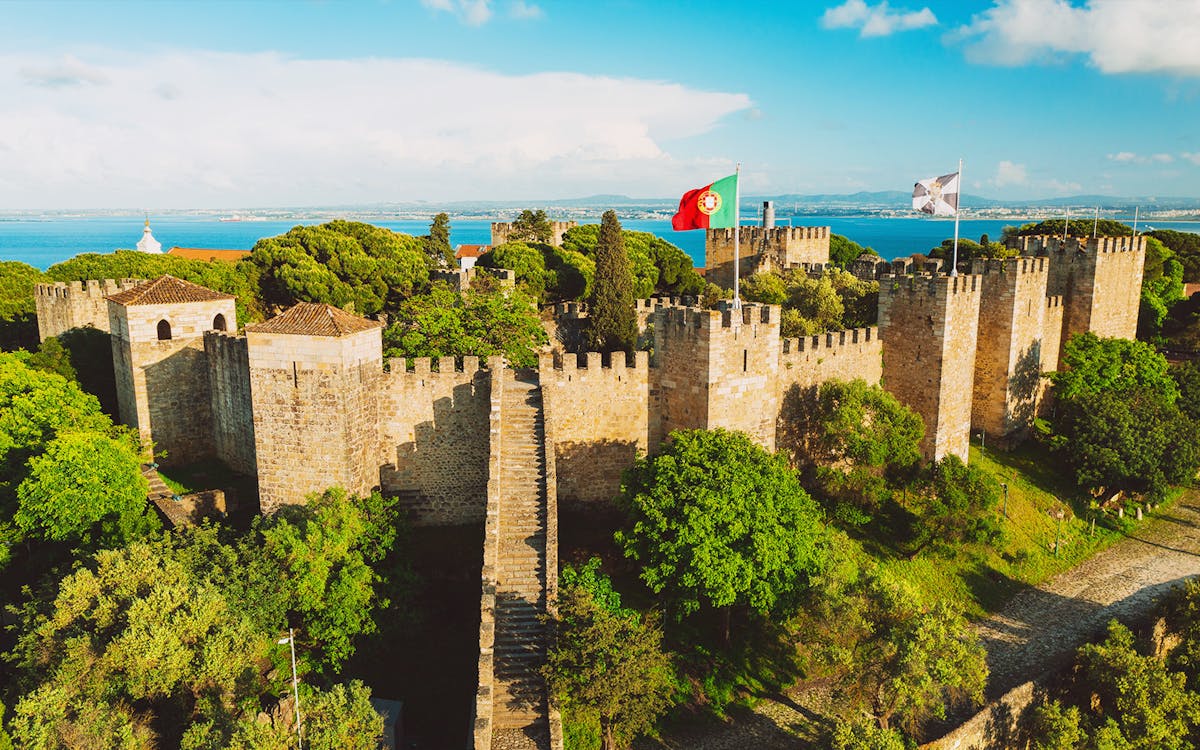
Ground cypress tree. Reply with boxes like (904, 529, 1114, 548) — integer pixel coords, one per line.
(588, 210, 637, 353)
(429, 212, 454, 267)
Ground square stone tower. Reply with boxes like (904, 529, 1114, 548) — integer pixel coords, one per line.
(106, 276, 237, 466)
(245, 302, 384, 513)
(652, 301, 781, 450)
(878, 273, 982, 462)
(704, 226, 830, 289)
(970, 257, 1051, 445)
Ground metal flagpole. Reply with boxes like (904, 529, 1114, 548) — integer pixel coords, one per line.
(1132, 205, 1139, 237)
(1063, 206, 1070, 242)
(1094, 206, 1099, 238)
(951, 158, 962, 276)
(733, 162, 742, 310)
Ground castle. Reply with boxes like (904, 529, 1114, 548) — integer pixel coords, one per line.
(31, 229, 1144, 750)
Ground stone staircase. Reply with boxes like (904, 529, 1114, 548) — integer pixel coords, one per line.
(490, 369, 552, 749)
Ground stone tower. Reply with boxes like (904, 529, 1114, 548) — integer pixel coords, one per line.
(704, 226, 829, 289)
(878, 273, 982, 462)
(970, 257, 1051, 445)
(1015, 235, 1146, 354)
(245, 302, 384, 513)
(106, 276, 237, 465)
(652, 301, 781, 450)
(490, 220, 578, 247)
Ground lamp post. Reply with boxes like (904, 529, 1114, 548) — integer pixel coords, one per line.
(1001, 482, 1008, 519)
(278, 629, 303, 749)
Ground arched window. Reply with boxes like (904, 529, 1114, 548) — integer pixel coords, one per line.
(157, 319, 172, 340)
(213, 313, 227, 331)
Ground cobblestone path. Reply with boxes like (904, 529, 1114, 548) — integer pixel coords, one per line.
(636, 490, 1200, 749)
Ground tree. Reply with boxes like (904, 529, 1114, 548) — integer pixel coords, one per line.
(509, 209, 554, 244)
(0, 261, 49, 351)
(798, 568, 987, 733)
(828, 234, 879, 269)
(588, 210, 637, 353)
(1140, 236, 1185, 339)
(383, 281, 548, 367)
(830, 720, 906, 750)
(250, 221, 429, 315)
(1148, 229, 1200, 283)
(1050, 333, 1178, 404)
(477, 241, 552, 300)
(1002, 218, 1133, 242)
(24, 336, 76, 381)
(615, 429, 826, 639)
(560, 225, 702, 298)
(14, 431, 155, 551)
(427, 212, 454, 268)
(1028, 700, 1085, 750)
(741, 272, 788, 305)
(545, 560, 674, 750)
(903, 455, 1002, 557)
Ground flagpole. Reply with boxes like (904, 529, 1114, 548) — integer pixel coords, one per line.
(1094, 206, 1099, 238)
(1063, 206, 1070, 243)
(951, 158, 962, 276)
(733, 162, 742, 310)
(1132, 205, 1139, 237)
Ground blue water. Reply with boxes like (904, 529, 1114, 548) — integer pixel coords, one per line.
(1, 215, 1197, 271)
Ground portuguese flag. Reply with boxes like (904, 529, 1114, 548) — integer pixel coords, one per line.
(671, 173, 738, 231)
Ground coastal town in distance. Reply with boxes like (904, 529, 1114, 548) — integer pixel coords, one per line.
(4, 2, 1200, 750)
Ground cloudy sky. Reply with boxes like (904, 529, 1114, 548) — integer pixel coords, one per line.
(2, 0, 1199, 208)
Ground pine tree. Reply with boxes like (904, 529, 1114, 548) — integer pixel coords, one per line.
(429, 213, 454, 268)
(588, 210, 637, 353)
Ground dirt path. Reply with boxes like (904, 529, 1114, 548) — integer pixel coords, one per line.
(637, 491, 1200, 749)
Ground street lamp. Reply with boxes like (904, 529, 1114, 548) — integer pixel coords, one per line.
(1001, 482, 1008, 519)
(278, 629, 303, 749)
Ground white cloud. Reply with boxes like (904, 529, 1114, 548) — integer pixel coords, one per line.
(1183, 152, 1200, 166)
(1151, 153, 1175, 164)
(509, 1, 543, 20)
(821, 0, 937, 37)
(1108, 152, 1138, 162)
(1044, 178, 1082, 193)
(421, 0, 493, 26)
(954, 0, 1200, 76)
(1108, 151, 1178, 165)
(991, 160, 1028, 187)
(0, 51, 752, 207)
(20, 54, 108, 88)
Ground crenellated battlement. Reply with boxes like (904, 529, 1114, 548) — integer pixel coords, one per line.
(1011, 234, 1146, 256)
(490, 220, 577, 247)
(35, 278, 143, 300)
(706, 226, 830, 243)
(656, 302, 776, 333)
(882, 272, 981, 296)
(782, 326, 877, 354)
(972, 256, 1048, 276)
(387, 355, 487, 376)
(430, 266, 515, 292)
(1046, 295, 1063, 309)
(538, 349, 651, 375)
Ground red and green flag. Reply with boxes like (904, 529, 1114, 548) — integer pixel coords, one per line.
(671, 173, 738, 231)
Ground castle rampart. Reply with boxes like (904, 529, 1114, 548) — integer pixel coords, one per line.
(779, 327, 882, 392)
(204, 331, 257, 475)
(878, 273, 982, 462)
(704, 226, 830, 289)
(539, 350, 652, 508)
(378, 355, 493, 525)
(490, 220, 577, 248)
(34, 278, 142, 341)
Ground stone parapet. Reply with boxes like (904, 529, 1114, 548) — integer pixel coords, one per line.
(34, 278, 143, 341)
(490, 220, 577, 248)
(472, 359, 504, 750)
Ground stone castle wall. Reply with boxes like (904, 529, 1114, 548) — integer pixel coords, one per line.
(704, 226, 830, 289)
(247, 328, 383, 513)
(378, 356, 493, 525)
(539, 350, 651, 508)
(879, 274, 982, 462)
(490, 221, 577, 248)
(108, 297, 235, 466)
(204, 331, 257, 475)
(971, 257, 1051, 444)
(34, 279, 142, 341)
(779, 327, 882, 392)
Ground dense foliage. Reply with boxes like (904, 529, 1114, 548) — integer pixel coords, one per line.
(1001, 218, 1133, 241)
(476, 240, 593, 302)
(425, 212, 455, 268)
(928, 235, 1018, 268)
(545, 559, 674, 750)
(0, 261, 49, 350)
(1046, 333, 1200, 498)
(383, 280, 548, 367)
(4, 489, 399, 748)
(615, 429, 826, 634)
(507, 209, 554, 244)
(250, 220, 429, 316)
(587, 211, 638, 353)
(828, 234, 879, 268)
(560, 224, 704, 298)
(1148, 229, 1200, 283)
(740, 267, 878, 336)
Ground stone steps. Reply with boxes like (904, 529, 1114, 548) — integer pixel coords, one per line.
(491, 370, 552, 750)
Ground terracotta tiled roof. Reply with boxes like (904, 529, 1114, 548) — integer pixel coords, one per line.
(455, 244, 489, 259)
(246, 302, 383, 337)
(1184, 283, 1200, 299)
(167, 247, 252, 262)
(107, 275, 235, 306)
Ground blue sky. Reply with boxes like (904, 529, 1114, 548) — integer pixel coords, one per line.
(1, 0, 1199, 208)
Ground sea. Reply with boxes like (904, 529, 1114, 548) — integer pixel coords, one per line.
(2, 215, 1198, 271)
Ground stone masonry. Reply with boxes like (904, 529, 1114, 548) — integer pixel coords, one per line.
(34, 278, 143, 342)
(704, 226, 830, 289)
(490, 221, 578, 248)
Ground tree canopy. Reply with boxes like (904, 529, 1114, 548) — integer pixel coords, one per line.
(1001, 218, 1134, 241)
(425, 212, 454, 268)
(560, 224, 704, 298)
(383, 280, 548, 367)
(740, 267, 878, 336)
(828, 234, 879, 268)
(507, 209, 554, 244)
(587, 210, 638, 353)
(1148, 229, 1200, 283)
(250, 220, 429, 316)
(615, 429, 826, 629)
(476, 240, 594, 303)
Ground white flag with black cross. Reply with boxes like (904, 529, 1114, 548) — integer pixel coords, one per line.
(912, 171, 960, 216)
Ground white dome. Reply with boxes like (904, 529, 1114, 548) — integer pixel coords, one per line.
(136, 220, 162, 254)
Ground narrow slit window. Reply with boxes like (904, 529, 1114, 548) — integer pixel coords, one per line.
(743, 349, 748, 372)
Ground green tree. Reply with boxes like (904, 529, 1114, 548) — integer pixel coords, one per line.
(902, 455, 1001, 557)
(509, 209, 554, 244)
(427, 212, 454, 268)
(0, 261, 49, 351)
(828, 234, 879, 269)
(799, 568, 987, 733)
(741, 272, 788, 305)
(1076, 621, 1200, 750)
(545, 561, 675, 750)
(478, 241, 551, 300)
(24, 336, 76, 381)
(383, 281, 548, 367)
(1028, 700, 1085, 750)
(1050, 333, 1179, 404)
(1148, 229, 1200, 283)
(250, 221, 428, 315)
(588, 210, 637, 353)
(615, 429, 825, 639)
(1002, 218, 1133, 242)
(14, 431, 155, 550)
(561, 225, 702, 298)
(830, 720, 906, 750)
(1139, 236, 1185, 339)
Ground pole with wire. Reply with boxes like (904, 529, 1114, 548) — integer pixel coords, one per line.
(279, 629, 303, 749)
(732, 162, 742, 311)
(951, 158, 963, 276)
